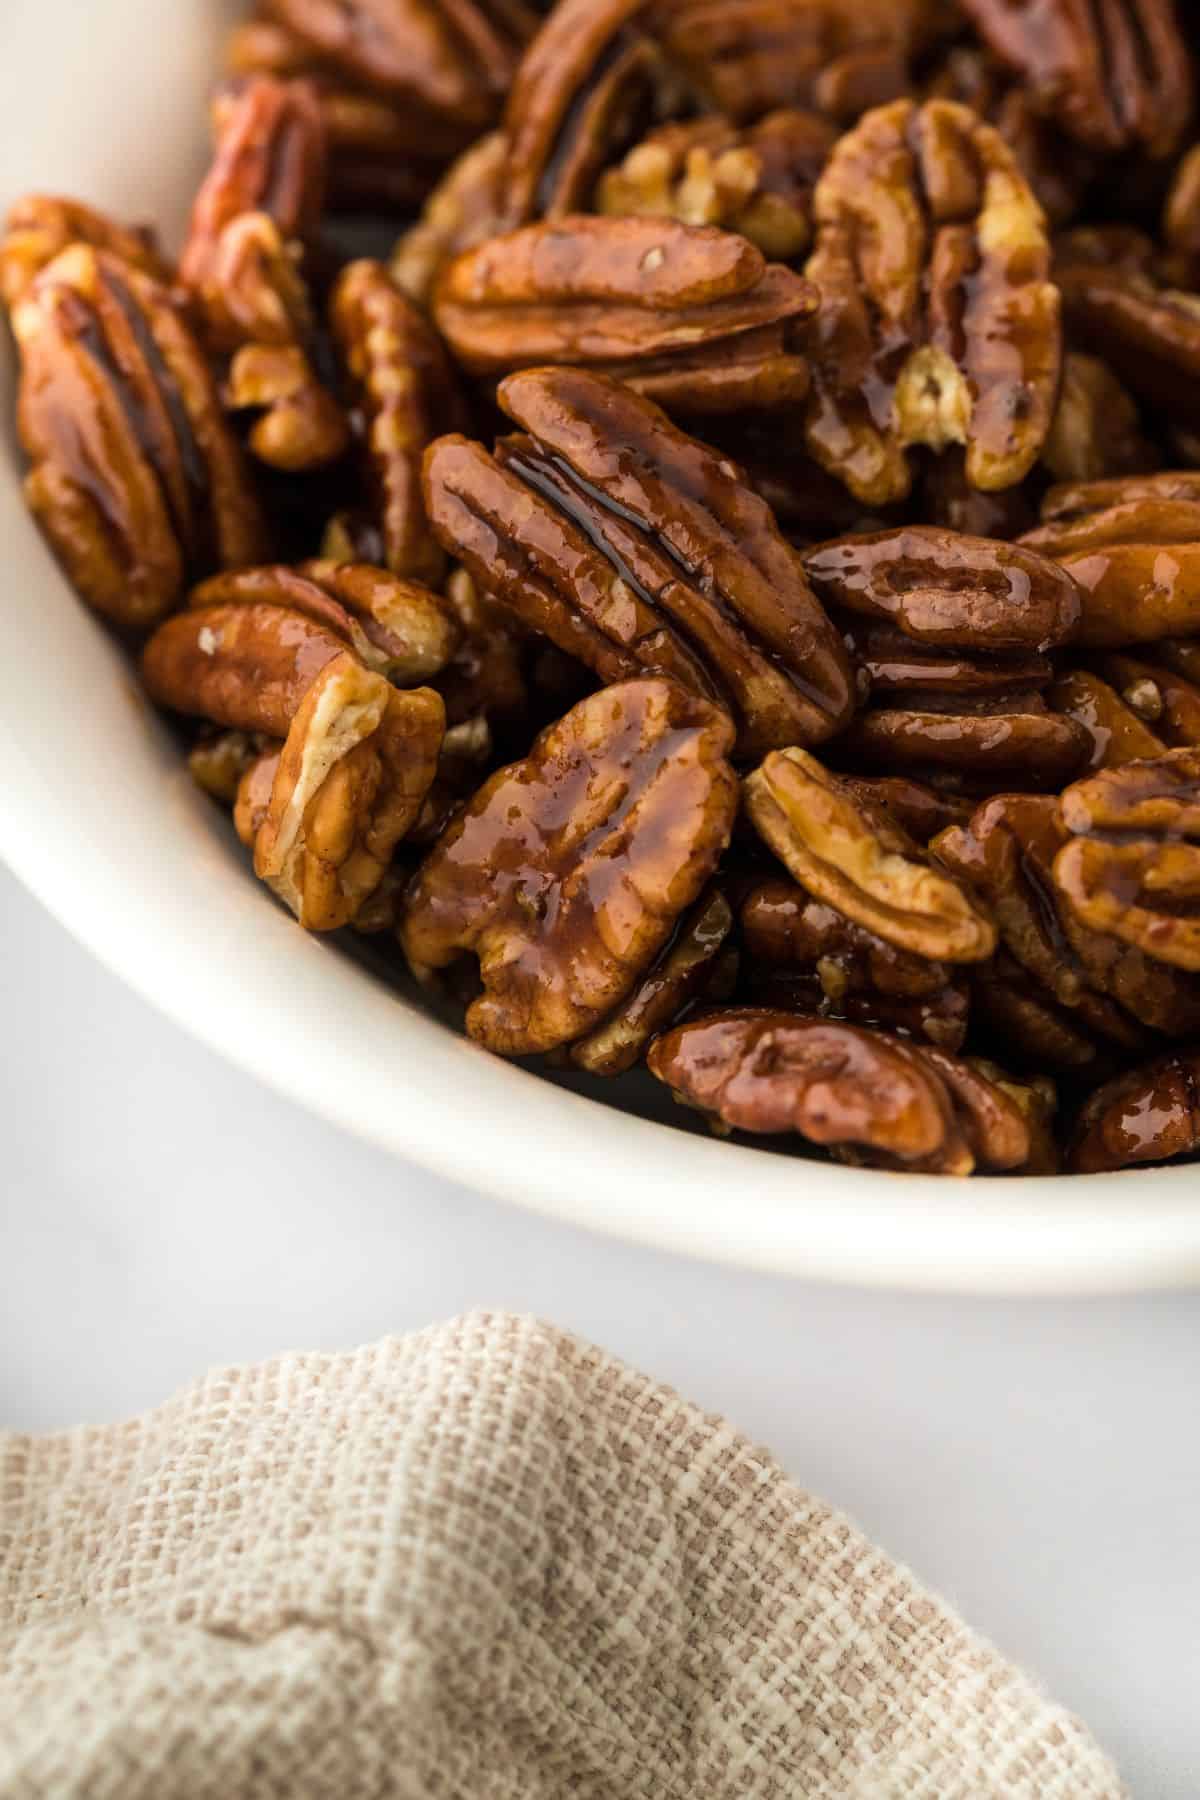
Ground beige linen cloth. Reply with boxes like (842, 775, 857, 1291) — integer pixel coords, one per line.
(0, 1311, 1121, 1798)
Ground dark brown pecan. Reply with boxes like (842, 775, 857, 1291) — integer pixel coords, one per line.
(398, 677, 738, 1055)
(180, 76, 348, 472)
(1054, 751, 1200, 973)
(1055, 250, 1200, 432)
(934, 791, 1200, 1040)
(744, 747, 995, 962)
(960, 0, 1193, 156)
(740, 878, 970, 1049)
(597, 110, 836, 262)
(1022, 474, 1200, 648)
(10, 245, 268, 629)
(330, 259, 466, 585)
(918, 452, 1038, 542)
(433, 215, 815, 412)
(1041, 353, 1155, 486)
(970, 951, 1104, 1072)
(1047, 670, 1168, 771)
(434, 567, 531, 737)
(569, 884, 734, 1074)
(841, 776, 972, 844)
(423, 366, 855, 757)
(1163, 144, 1200, 290)
(0, 195, 169, 309)
(1069, 1050, 1200, 1173)
(803, 100, 1061, 506)
(648, 0, 950, 125)
(646, 1007, 1030, 1173)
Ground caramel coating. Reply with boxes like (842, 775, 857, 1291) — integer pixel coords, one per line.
(0, 195, 169, 309)
(399, 678, 738, 1054)
(1070, 1051, 1200, 1174)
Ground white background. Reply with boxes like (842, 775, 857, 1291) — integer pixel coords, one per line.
(3, 861, 1198, 1796)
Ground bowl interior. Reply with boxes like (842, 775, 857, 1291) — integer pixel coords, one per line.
(2, 0, 1198, 1295)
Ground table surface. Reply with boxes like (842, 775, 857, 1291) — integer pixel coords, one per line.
(3, 857, 1197, 1797)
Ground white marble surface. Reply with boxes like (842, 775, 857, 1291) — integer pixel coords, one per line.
(2, 857, 1198, 1795)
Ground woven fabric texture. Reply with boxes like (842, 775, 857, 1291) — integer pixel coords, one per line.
(0, 1312, 1122, 1798)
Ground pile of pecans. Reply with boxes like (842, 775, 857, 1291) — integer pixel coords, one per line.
(8, 0, 1200, 1179)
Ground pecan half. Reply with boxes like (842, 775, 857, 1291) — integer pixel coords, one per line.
(399, 678, 736, 1054)
(804, 99, 1060, 506)
(1041, 353, 1154, 487)
(1055, 250, 1200, 432)
(10, 245, 268, 629)
(329, 259, 466, 585)
(744, 747, 995, 962)
(188, 729, 275, 805)
(597, 110, 836, 262)
(390, 131, 511, 306)
(0, 194, 169, 309)
(1047, 670, 1167, 771)
(960, 0, 1193, 156)
(1069, 1050, 1200, 1173)
(433, 215, 815, 412)
(423, 366, 854, 757)
(646, 1007, 1029, 1174)
(841, 776, 972, 844)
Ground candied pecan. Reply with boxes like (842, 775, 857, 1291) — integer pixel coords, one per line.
(142, 600, 356, 736)
(188, 729, 275, 805)
(180, 76, 348, 473)
(1047, 670, 1167, 771)
(390, 132, 511, 306)
(1055, 250, 1200, 432)
(255, 653, 444, 930)
(1069, 1050, 1200, 1173)
(329, 259, 466, 585)
(398, 677, 738, 1055)
(648, 0, 949, 125)
(970, 952, 1103, 1072)
(646, 1008, 1029, 1174)
(960, 0, 1193, 156)
(433, 215, 815, 412)
(1163, 143, 1200, 289)
(234, 746, 282, 846)
(934, 791, 1200, 1039)
(10, 245, 268, 629)
(837, 702, 1090, 791)
(739, 878, 970, 1049)
(918, 452, 1037, 541)
(1022, 474, 1200, 648)
(407, 713, 497, 847)
(569, 884, 734, 1074)
(1041, 353, 1154, 486)
(803, 100, 1061, 506)
(0, 195, 169, 309)
(189, 561, 460, 683)
(1092, 653, 1200, 750)
(1054, 750, 1200, 973)
(744, 747, 995, 962)
(597, 110, 836, 262)
(435, 566, 530, 735)
(422, 366, 855, 756)
(840, 776, 972, 844)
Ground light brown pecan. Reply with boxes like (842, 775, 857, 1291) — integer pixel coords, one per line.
(1022, 474, 1200, 648)
(1046, 670, 1167, 771)
(142, 600, 359, 737)
(597, 110, 836, 262)
(422, 366, 855, 757)
(9, 245, 268, 629)
(1069, 1050, 1200, 1173)
(234, 746, 282, 846)
(398, 677, 738, 1055)
(1091, 654, 1200, 751)
(390, 131, 511, 306)
(433, 215, 815, 412)
(0, 195, 169, 309)
(180, 76, 349, 473)
(1163, 143, 1200, 290)
(803, 99, 1061, 506)
(646, 1007, 1030, 1174)
(329, 259, 466, 584)
(569, 884, 734, 1074)
(188, 729, 276, 805)
(1053, 750, 1200, 973)
(744, 747, 995, 963)
(960, 0, 1193, 156)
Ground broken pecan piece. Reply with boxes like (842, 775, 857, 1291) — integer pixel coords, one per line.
(10, 245, 268, 629)
(423, 366, 854, 757)
(744, 747, 995, 963)
(329, 259, 466, 585)
(804, 99, 1060, 506)
(1069, 1050, 1200, 1173)
(398, 678, 738, 1055)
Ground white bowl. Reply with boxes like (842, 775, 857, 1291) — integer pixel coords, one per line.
(4, 0, 1199, 1295)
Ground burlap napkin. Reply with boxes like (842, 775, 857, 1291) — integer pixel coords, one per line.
(0, 1312, 1121, 1798)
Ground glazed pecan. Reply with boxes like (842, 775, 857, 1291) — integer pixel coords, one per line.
(960, 0, 1193, 156)
(1163, 144, 1200, 290)
(390, 131, 511, 306)
(803, 99, 1060, 506)
(10, 245, 268, 629)
(1054, 751, 1200, 973)
(1069, 1050, 1200, 1173)
(398, 677, 738, 1055)
(1055, 247, 1200, 432)
(597, 110, 836, 262)
(330, 259, 466, 585)
(1091, 653, 1200, 751)
(433, 215, 815, 413)
(744, 747, 995, 963)
(422, 367, 855, 757)
(648, 0, 949, 125)
(840, 776, 972, 844)
(234, 745, 282, 845)
(188, 729, 275, 805)
(646, 1008, 1030, 1174)
(1041, 353, 1154, 486)
(1022, 474, 1200, 648)
(569, 884, 734, 1074)
(0, 195, 169, 309)
(739, 878, 970, 1049)
(1047, 670, 1167, 771)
